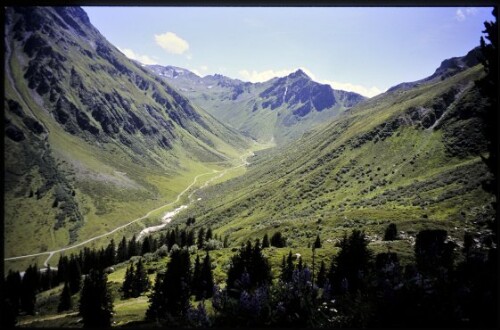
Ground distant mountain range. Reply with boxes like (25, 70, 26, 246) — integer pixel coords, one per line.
(147, 66, 366, 145)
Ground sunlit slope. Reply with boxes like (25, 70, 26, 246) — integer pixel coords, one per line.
(186, 64, 493, 246)
(4, 6, 251, 260)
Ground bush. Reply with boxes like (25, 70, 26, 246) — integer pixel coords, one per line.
(270, 232, 286, 248)
(383, 223, 398, 241)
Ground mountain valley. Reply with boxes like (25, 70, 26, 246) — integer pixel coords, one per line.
(148, 65, 366, 145)
(2, 6, 497, 329)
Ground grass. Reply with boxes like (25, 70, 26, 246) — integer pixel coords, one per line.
(186, 64, 493, 258)
(4, 14, 259, 273)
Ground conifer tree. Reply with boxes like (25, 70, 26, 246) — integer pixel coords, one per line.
(205, 227, 213, 242)
(317, 260, 327, 288)
(180, 230, 187, 247)
(328, 230, 372, 294)
(4, 270, 22, 320)
(141, 236, 152, 255)
(226, 241, 272, 295)
(197, 228, 206, 249)
(57, 255, 70, 283)
(146, 248, 192, 321)
(132, 258, 150, 297)
(187, 230, 196, 246)
(383, 223, 398, 241)
(58, 281, 72, 312)
(280, 251, 295, 282)
(104, 239, 116, 267)
(200, 252, 214, 299)
(262, 233, 270, 248)
(117, 236, 128, 263)
(192, 255, 202, 300)
(68, 255, 81, 294)
(79, 269, 114, 328)
(122, 263, 135, 299)
(20, 264, 39, 314)
(314, 234, 322, 249)
(128, 235, 138, 258)
(271, 232, 286, 247)
(297, 256, 303, 271)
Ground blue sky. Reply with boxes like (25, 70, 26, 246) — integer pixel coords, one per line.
(83, 6, 494, 97)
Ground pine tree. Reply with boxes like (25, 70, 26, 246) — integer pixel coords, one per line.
(146, 248, 192, 321)
(200, 252, 214, 299)
(57, 255, 70, 283)
(415, 229, 455, 276)
(314, 234, 322, 249)
(383, 223, 398, 241)
(262, 233, 270, 248)
(192, 255, 202, 300)
(117, 236, 128, 263)
(128, 235, 138, 259)
(20, 264, 39, 315)
(297, 256, 303, 271)
(280, 251, 295, 282)
(79, 269, 114, 327)
(180, 229, 187, 247)
(167, 229, 177, 249)
(122, 263, 135, 299)
(146, 272, 166, 322)
(317, 260, 327, 288)
(104, 239, 116, 267)
(187, 230, 196, 246)
(197, 228, 206, 249)
(205, 227, 213, 242)
(226, 241, 272, 295)
(132, 258, 150, 297)
(68, 255, 81, 294)
(4, 270, 22, 322)
(58, 281, 72, 312)
(329, 230, 372, 294)
(40, 264, 53, 291)
(141, 236, 152, 255)
(271, 232, 286, 247)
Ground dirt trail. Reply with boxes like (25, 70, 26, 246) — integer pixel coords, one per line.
(5, 151, 254, 265)
(136, 151, 255, 240)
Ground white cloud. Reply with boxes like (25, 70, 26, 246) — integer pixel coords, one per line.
(322, 80, 383, 98)
(189, 65, 210, 77)
(154, 32, 189, 54)
(238, 67, 382, 98)
(118, 47, 158, 65)
(465, 7, 478, 16)
(455, 7, 477, 21)
(238, 68, 295, 82)
(455, 9, 466, 21)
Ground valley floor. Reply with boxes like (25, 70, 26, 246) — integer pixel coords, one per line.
(4, 145, 264, 274)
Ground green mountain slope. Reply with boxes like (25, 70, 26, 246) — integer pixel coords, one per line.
(185, 61, 494, 249)
(4, 6, 251, 262)
(148, 66, 366, 145)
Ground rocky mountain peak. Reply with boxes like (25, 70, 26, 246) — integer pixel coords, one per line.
(289, 68, 310, 80)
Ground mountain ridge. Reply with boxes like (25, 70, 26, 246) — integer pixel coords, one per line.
(147, 65, 367, 144)
(4, 6, 251, 264)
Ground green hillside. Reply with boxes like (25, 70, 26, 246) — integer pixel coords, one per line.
(185, 64, 494, 249)
(4, 6, 252, 268)
(3, 6, 496, 329)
